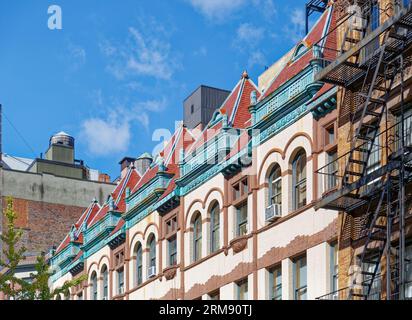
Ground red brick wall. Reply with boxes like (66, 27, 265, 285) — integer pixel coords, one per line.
(2, 197, 85, 255)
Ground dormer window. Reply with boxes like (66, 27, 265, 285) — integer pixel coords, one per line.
(294, 44, 307, 60)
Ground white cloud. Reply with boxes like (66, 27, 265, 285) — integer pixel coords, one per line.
(252, 0, 277, 20)
(135, 97, 167, 113)
(234, 23, 265, 49)
(100, 23, 179, 81)
(194, 46, 208, 57)
(126, 27, 173, 79)
(66, 43, 86, 71)
(99, 40, 117, 57)
(135, 112, 150, 131)
(81, 117, 131, 156)
(248, 50, 267, 69)
(283, 8, 306, 43)
(81, 96, 167, 156)
(187, 0, 245, 20)
(187, 0, 276, 22)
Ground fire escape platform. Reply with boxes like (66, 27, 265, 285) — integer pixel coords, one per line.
(315, 5, 412, 87)
(316, 150, 412, 212)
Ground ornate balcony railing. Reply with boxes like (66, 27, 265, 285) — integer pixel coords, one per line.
(255, 69, 315, 124)
(127, 173, 171, 211)
(51, 243, 80, 269)
(180, 129, 240, 178)
(83, 212, 121, 245)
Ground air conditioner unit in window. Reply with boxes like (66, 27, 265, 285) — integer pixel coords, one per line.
(148, 266, 156, 278)
(265, 204, 282, 222)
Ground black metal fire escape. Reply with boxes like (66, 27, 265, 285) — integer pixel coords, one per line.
(314, 1, 412, 300)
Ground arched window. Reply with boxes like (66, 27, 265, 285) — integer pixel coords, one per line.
(101, 265, 108, 300)
(193, 213, 202, 262)
(292, 150, 307, 210)
(268, 165, 282, 206)
(135, 243, 143, 286)
(64, 290, 70, 300)
(148, 235, 156, 278)
(90, 271, 98, 300)
(209, 203, 220, 253)
(55, 294, 62, 300)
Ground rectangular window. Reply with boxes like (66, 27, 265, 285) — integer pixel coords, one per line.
(232, 178, 249, 202)
(115, 251, 125, 269)
(117, 268, 124, 295)
(166, 216, 178, 236)
(103, 272, 108, 300)
(236, 202, 248, 237)
(270, 173, 282, 205)
(241, 179, 249, 195)
(325, 125, 335, 145)
(327, 151, 338, 190)
(237, 279, 248, 300)
(330, 242, 339, 296)
(365, 130, 381, 175)
(361, 254, 381, 300)
(405, 244, 412, 299)
(233, 184, 241, 201)
(294, 255, 307, 300)
(168, 236, 177, 266)
(396, 110, 412, 150)
(93, 283, 98, 300)
(210, 208, 220, 253)
(208, 290, 220, 300)
(269, 266, 282, 300)
(366, 3, 380, 58)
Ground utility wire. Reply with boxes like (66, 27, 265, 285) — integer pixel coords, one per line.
(2, 110, 37, 158)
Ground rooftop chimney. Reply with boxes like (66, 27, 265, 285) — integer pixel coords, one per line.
(119, 157, 136, 179)
(135, 152, 153, 176)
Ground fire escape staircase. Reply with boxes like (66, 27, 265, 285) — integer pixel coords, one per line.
(314, 2, 412, 300)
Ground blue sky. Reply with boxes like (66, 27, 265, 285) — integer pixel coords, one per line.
(0, 0, 317, 179)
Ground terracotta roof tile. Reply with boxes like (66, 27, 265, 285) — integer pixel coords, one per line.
(261, 6, 336, 100)
(231, 79, 260, 128)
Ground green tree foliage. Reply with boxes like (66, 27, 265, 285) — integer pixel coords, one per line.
(0, 197, 86, 300)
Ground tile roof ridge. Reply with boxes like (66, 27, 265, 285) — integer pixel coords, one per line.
(229, 76, 247, 126)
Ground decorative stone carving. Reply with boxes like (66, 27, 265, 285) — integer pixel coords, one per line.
(163, 265, 178, 281)
(230, 236, 248, 254)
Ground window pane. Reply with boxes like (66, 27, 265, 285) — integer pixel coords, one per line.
(361, 255, 381, 300)
(270, 267, 282, 300)
(242, 180, 248, 195)
(269, 166, 282, 206)
(327, 151, 338, 190)
(295, 256, 307, 300)
(330, 243, 339, 294)
(103, 269, 108, 300)
(169, 237, 177, 266)
(293, 152, 307, 210)
(136, 245, 143, 285)
(238, 279, 248, 300)
(209, 291, 220, 300)
(149, 237, 156, 268)
(118, 268, 124, 294)
(210, 205, 220, 253)
(194, 215, 202, 261)
(237, 204, 248, 236)
(405, 245, 412, 298)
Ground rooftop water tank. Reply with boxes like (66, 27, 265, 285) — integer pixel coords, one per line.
(50, 131, 75, 148)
